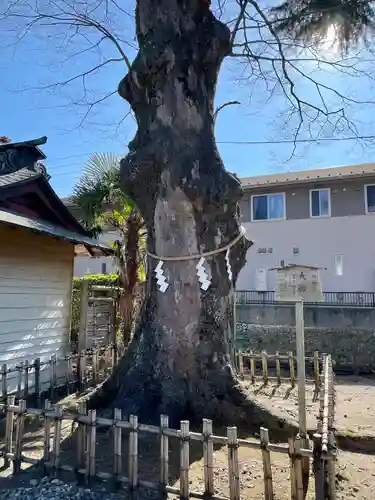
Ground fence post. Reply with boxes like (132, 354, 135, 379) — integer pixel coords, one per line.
(87, 409, 96, 481)
(23, 360, 29, 399)
(1, 364, 7, 402)
(160, 414, 169, 490)
(295, 300, 307, 439)
(312, 433, 325, 500)
(17, 362, 23, 398)
(52, 405, 63, 475)
(113, 408, 122, 480)
(128, 415, 138, 490)
(288, 437, 297, 500)
(34, 358, 41, 407)
(13, 399, 26, 474)
(249, 350, 255, 384)
(238, 352, 244, 379)
(262, 350, 268, 385)
(78, 280, 89, 351)
(260, 427, 274, 500)
(180, 421, 190, 500)
(227, 426, 240, 500)
(4, 395, 15, 468)
(43, 399, 52, 472)
(203, 419, 214, 497)
(275, 351, 281, 385)
(289, 352, 296, 388)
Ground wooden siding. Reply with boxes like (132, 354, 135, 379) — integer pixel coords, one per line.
(0, 224, 74, 393)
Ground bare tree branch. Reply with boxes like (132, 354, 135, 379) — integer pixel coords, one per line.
(213, 101, 241, 124)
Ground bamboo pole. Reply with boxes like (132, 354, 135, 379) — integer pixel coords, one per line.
(52, 405, 63, 474)
(128, 415, 138, 490)
(180, 421, 190, 500)
(113, 408, 122, 478)
(289, 351, 295, 388)
(78, 280, 89, 351)
(262, 350, 268, 385)
(92, 349, 99, 385)
(227, 426, 240, 500)
(43, 400, 52, 469)
(4, 395, 15, 468)
(327, 432, 337, 500)
(275, 351, 281, 385)
(13, 399, 26, 474)
(203, 419, 214, 497)
(160, 414, 169, 489)
(249, 350, 255, 384)
(260, 427, 274, 500)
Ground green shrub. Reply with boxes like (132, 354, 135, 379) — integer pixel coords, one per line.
(71, 274, 120, 345)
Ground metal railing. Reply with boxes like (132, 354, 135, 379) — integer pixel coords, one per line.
(236, 290, 375, 307)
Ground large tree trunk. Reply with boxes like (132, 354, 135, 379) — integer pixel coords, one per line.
(93, 0, 299, 439)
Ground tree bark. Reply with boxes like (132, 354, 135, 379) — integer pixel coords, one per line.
(93, 0, 298, 439)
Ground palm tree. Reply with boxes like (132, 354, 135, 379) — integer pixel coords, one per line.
(272, 0, 375, 52)
(73, 153, 145, 345)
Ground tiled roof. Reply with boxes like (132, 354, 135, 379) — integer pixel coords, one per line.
(0, 168, 40, 187)
(241, 163, 375, 189)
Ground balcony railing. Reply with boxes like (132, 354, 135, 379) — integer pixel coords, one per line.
(236, 290, 375, 307)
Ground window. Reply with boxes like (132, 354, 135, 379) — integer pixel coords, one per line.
(251, 193, 285, 221)
(334, 254, 343, 276)
(365, 185, 375, 214)
(310, 188, 330, 217)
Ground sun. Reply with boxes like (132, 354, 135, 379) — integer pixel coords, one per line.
(319, 24, 340, 55)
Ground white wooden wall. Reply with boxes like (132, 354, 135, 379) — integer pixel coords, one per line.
(0, 224, 73, 393)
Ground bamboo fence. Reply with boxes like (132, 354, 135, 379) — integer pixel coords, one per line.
(237, 350, 321, 394)
(0, 397, 336, 500)
(0, 343, 125, 406)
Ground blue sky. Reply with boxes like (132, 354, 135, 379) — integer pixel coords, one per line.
(1, 2, 375, 198)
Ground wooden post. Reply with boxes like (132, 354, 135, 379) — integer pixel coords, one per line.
(249, 350, 255, 384)
(34, 358, 41, 407)
(295, 300, 307, 439)
(52, 405, 63, 475)
(17, 362, 23, 398)
(87, 409, 96, 480)
(227, 426, 240, 500)
(43, 400, 52, 470)
(23, 360, 29, 399)
(312, 433, 325, 500)
(275, 351, 281, 385)
(4, 395, 15, 468)
(262, 350, 268, 385)
(327, 432, 337, 500)
(77, 400, 87, 477)
(294, 436, 304, 500)
(203, 419, 214, 497)
(79, 352, 87, 390)
(113, 408, 122, 479)
(180, 421, 190, 500)
(314, 351, 320, 396)
(160, 414, 169, 489)
(13, 399, 26, 474)
(288, 437, 297, 500)
(289, 352, 296, 388)
(238, 352, 244, 379)
(92, 349, 99, 385)
(50, 355, 57, 400)
(128, 415, 138, 490)
(79, 280, 89, 351)
(1, 364, 7, 402)
(260, 427, 274, 500)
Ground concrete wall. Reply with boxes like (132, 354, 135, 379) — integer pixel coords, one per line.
(237, 214, 375, 292)
(236, 303, 375, 372)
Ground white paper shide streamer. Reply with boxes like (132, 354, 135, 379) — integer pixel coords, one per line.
(196, 257, 211, 291)
(155, 260, 169, 293)
(225, 248, 232, 282)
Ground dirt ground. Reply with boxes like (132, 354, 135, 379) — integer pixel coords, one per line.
(2, 376, 375, 499)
